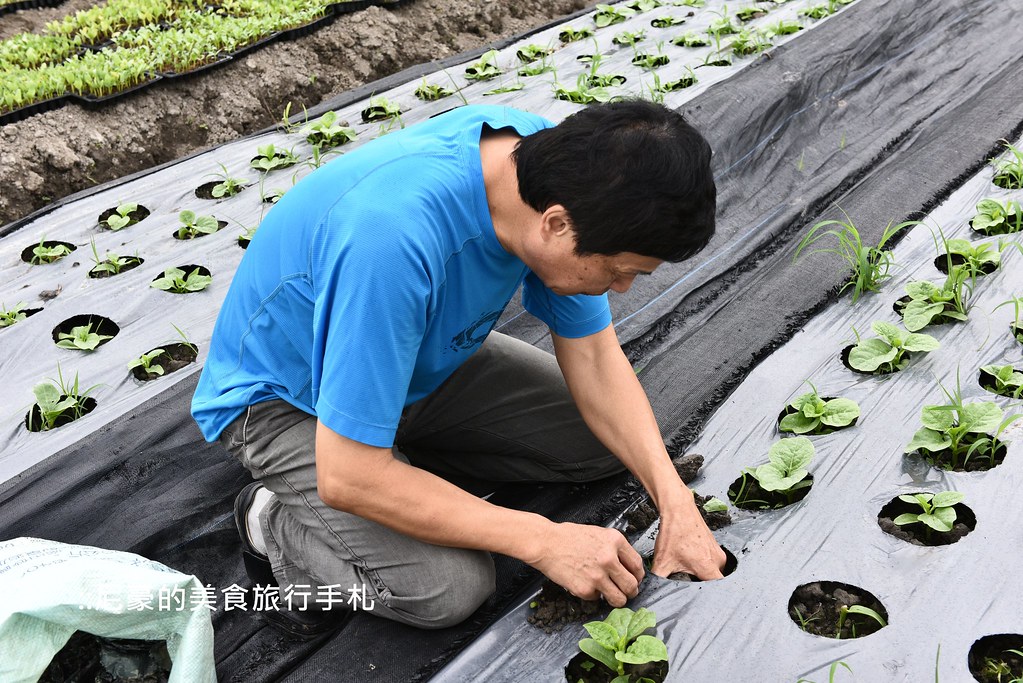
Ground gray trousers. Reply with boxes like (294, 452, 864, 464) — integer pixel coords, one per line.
(219, 332, 622, 629)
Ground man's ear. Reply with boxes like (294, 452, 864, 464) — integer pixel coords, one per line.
(540, 204, 573, 240)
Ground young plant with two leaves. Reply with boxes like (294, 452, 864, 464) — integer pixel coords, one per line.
(29, 239, 73, 265)
(779, 381, 859, 435)
(577, 607, 668, 682)
(892, 491, 965, 536)
(175, 210, 220, 240)
(103, 202, 140, 230)
(971, 198, 1023, 236)
(151, 266, 212, 294)
(299, 111, 357, 149)
(845, 321, 938, 374)
(979, 364, 1023, 399)
(56, 323, 113, 351)
(0, 302, 30, 328)
(729, 437, 814, 509)
(250, 144, 299, 173)
(27, 366, 99, 432)
(896, 268, 974, 332)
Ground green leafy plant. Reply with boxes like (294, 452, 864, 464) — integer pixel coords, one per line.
(464, 49, 502, 81)
(414, 80, 454, 101)
(250, 143, 299, 172)
(794, 214, 915, 302)
(361, 95, 402, 122)
(730, 27, 771, 55)
(128, 348, 166, 377)
(594, 3, 636, 27)
(151, 266, 212, 293)
(730, 437, 814, 508)
(515, 44, 554, 63)
(893, 491, 964, 534)
(971, 198, 1023, 235)
(559, 26, 595, 42)
(707, 12, 739, 35)
(299, 111, 357, 148)
(735, 6, 767, 21)
(484, 81, 525, 96)
(104, 202, 138, 230)
(980, 364, 1023, 399)
(833, 604, 886, 639)
(991, 140, 1023, 190)
(175, 210, 220, 239)
(779, 381, 859, 434)
(631, 49, 670, 69)
(650, 69, 697, 94)
(764, 18, 803, 37)
(88, 239, 138, 276)
(800, 3, 833, 19)
(936, 237, 1013, 276)
(672, 30, 710, 47)
(897, 271, 974, 332)
(613, 29, 646, 46)
(204, 163, 246, 198)
(56, 322, 113, 351)
(578, 607, 668, 681)
(905, 374, 1021, 470)
(650, 15, 685, 28)
(554, 74, 616, 104)
(0, 302, 29, 328)
(701, 497, 728, 513)
(624, 0, 662, 11)
(28, 367, 99, 432)
(29, 238, 72, 265)
(845, 321, 939, 373)
(980, 650, 1023, 683)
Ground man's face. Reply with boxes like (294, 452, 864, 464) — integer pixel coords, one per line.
(539, 249, 663, 297)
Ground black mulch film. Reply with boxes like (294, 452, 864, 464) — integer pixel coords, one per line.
(3, 0, 1023, 680)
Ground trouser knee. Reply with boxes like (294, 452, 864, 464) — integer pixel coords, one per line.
(385, 549, 496, 629)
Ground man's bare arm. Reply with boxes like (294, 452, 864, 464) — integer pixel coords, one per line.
(315, 423, 644, 605)
(552, 325, 725, 580)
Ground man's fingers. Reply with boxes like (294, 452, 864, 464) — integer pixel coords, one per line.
(617, 541, 646, 584)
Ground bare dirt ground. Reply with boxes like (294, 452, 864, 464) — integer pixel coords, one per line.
(0, 0, 587, 226)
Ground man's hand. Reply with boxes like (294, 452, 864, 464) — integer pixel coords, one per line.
(528, 522, 645, 607)
(650, 498, 725, 580)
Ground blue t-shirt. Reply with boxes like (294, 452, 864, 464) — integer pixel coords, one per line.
(191, 105, 612, 447)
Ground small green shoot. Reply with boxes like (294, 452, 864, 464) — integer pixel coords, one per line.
(834, 604, 886, 639)
(730, 27, 771, 55)
(578, 607, 668, 679)
(702, 497, 728, 513)
(299, 111, 356, 148)
(796, 660, 853, 683)
(651, 15, 685, 28)
(464, 49, 502, 81)
(898, 270, 973, 332)
(176, 210, 220, 240)
(56, 323, 112, 351)
(730, 438, 814, 508)
(554, 74, 616, 104)
(613, 29, 646, 46)
(104, 202, 138, 230)
(27, 366, 99, 432)
(846, 321, 939, 373)
(893, 491, 964, 533)
(624, 0, 661, 10)
(672, 30, 710, 47)
(991, 140, 1023, 190)
(151, 267, 212, 294)
(559, 26, 595, 42)
(414, 80, 454, 101)
(88, 239, 137, 276)
(779, 381, 859, 434)
(994, 295, 1023, 342)
(208, 163, 246, 198)
(971, 198, 1023, 235)
(980, 364, 1023, 399)
(0, 302, 29, 328)
(515, 44, 554, 63)
(30, 238, 72, 265)
(361, 95, 403, 123)
(128, 348, 166, 377)
(594, 3, 636, 27)
(250, 144, 299, 172)
(735, 6, 767, 21)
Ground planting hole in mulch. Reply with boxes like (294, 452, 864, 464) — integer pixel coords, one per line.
(51, 314, 119, 349)
(38, 630, 171, 683)
(776, 397, 858, 435)
(968, 633, 1023, 683)
(130, 342, 199, 381)
(788, 581, 888, 640)
(564, 651, 668, 683)
(978, 366, 1023, 398)
(1011, 323, 1023, 346)
(933, 253, 998, 276)
(1, 306, 42, 327)
(88, 256, 144, 278)
(876, 494, 976, 546)
(171, 219, 227, 240)
(25, 395, 97, 432)
(643, 545, 738, 583)
(97, 204, 150, 229)
(728, 471, 813, 510)
(840, 345, 907, 376)
(21, 240, 76, 265)
(909, 437, 1008, 473)
(527, 579, 605, 633)
(624, 491, 731, 536)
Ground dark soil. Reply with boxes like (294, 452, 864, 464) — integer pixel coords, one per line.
(876, 495, 976, 546)
(25, 395, 98, 431)
(658, 544, 738, 583)
(527, 579, 605, 633)
(38, 631, 171, 683)
(776, 396, 857, 435)
(911, 439, 1008, 472)
(727, 472, 813, 510)
(671, 452, 704, 483)
(788, 581, 888, 640)
(968, 633, 1023, 683)
(131, 342, 200, 381)
(978, 366, 1023, 398)
(564, 652, 668, 683)
(933, 253, 999, 276)
(51, 313, 120, 346)
(624, 491, 732, 536)
(0, 0, 590, 226)
(840, 344, 906, 375)
(97, 204, 151, 229)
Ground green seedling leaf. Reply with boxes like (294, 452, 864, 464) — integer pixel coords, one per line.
(902, 300, 946, 332)
(616, 635, 668, 665)
(584, 621, 622, 651)
(579, 638, 619, 673)
(920, 406, 955, 432)
(819, 398, 860, 427)
(871, 321, 902, 345)
(848, 338, 898, 372)
(901, 332, 940, 352)
(779, 411, 817, 434)
(702, 497, 728, 513)
(625, 607, 656, 642)
(959, 401, 1004, 433)
(905, 427, 952, 453)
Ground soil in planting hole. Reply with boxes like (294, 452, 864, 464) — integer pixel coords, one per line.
(38, 630, 171, 683)
(876, 494, 976, 546)
(933, 253, 998, 276)
(171, 219, 228, 240)
(97, 204, 151, 229)
(25, 396, 97, 432)
(840, 344, 907, 376)
(625, 491, 732, 536)
(564, 651, 668, 683)
(788, 581, 888, 640)
(776, 397, 858, 435)
(20, 240, 77, 264)
(728, 472, 813, 510)
(88, 255, 144, 278)
(968, 633, 1023, 683)
(911, 438, 1008, 473)
(131, 342, 199, 381)
(51, 313, 120, 348)
(643, 545, 738, 583)
(527, 580, 605, 633)
(978, 366, 1023, 398)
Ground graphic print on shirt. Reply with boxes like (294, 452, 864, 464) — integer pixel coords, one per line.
(448, 310, 503, 352)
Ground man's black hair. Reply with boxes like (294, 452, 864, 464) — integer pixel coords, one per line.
(513, 100, 716, 262)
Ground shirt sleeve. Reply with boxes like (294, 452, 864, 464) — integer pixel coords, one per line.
(310, 211, 431, 447)
(521, 271, 612, 338)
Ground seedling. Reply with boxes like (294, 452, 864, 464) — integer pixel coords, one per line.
(650, 15, 685, 28)
(673, 0, 704, 6)
(360, 95, 402, 123)
(735, 6, 767, 21)
(707, 13, 739, 35)
(980, 364, 1023, 399)
(651, 69, 697, 94)
(672, 31, 710, 47)
(612, 29, 646, 46)
(594, 3, 636, 27)
(994, 296, 1023, 343)
(0, 302, 29, 328)
(518, 54, 555, 77)
(205, 163, 247, 198)
(484, 81, 525, 96)
(897, 270, 973, 332)
(980, 650, 1023, 683)
(104, 202, 139, 230)
(764, 18, 803, 37)
(151, 267, 212, 293)
(905, 373, 1021, 470)
(554, 73, 616, 104)
(846, 321, 939, 373)
(631, 48, 670, 69)
(731, 437, 814, 508)
(559, 26, 595, 42)
(515, 44, 554, 63)
(583, 52, 626, 88)
(128, 348, 166, 377)
(464, 49, 502, 81)
(730, 28, 771, 55)
(800, 3, 833, 19)
(794, 214, 915, 302)
(27, 366, 99, 432)
(175, 210, 220, 240)
(991, 140, 1023, 190)
(971, 198, 1023, 235)
(893, 491, 964, 534)
(577, 607, 668, 680)
(624, 0, 662, 10)
(702, 497, 728, 513)
(56, 323, 113, 351)
(414, 81, 454, 101)
(250, 144, 299, 172)
(88, 239, 138, 276)
(936, 237, 1014, 275)
(298, 111, 356, 148)
(172, 323, 199, 356)
(779, 381, 859, 434)
(29, 238, 72, 265)
(834, 604, 886, 639)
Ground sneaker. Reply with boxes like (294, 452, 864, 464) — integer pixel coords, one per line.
(233, 482, 351, 638)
